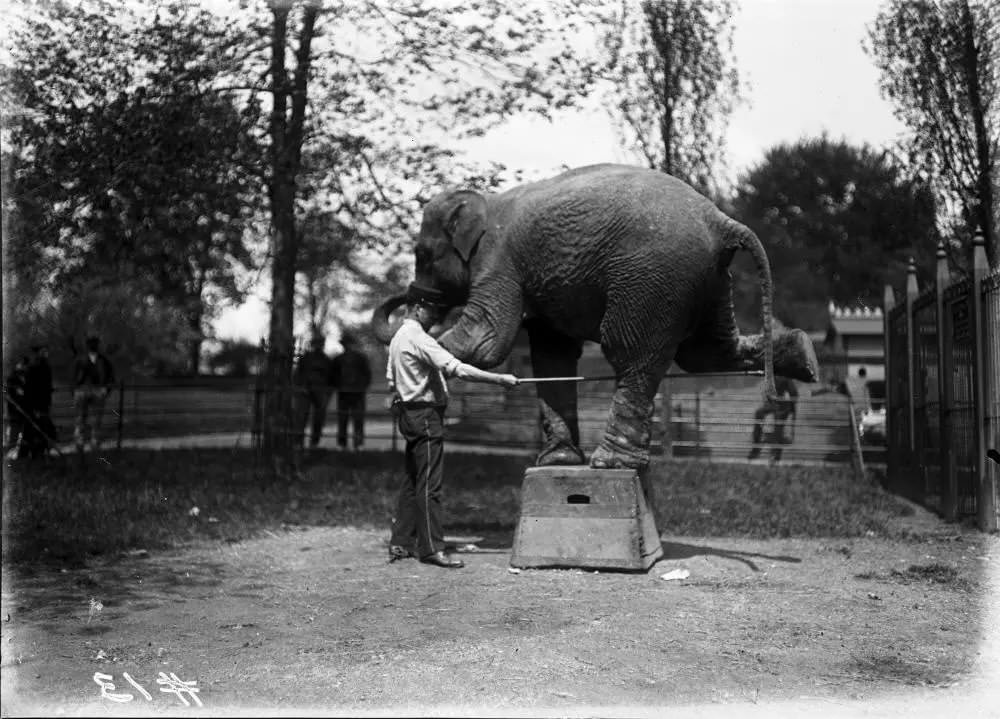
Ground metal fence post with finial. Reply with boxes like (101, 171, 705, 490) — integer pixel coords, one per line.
(883, 281, 895, 486)
(970, 230, 995, 530)
(936, 241, 957, 520)
(905, 257, 919, 460)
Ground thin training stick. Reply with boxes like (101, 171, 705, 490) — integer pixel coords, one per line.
(517, 370, 766, 384)
(517, 376, 591, 383)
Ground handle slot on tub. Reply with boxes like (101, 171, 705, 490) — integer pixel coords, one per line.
(567, 494, 591, 504)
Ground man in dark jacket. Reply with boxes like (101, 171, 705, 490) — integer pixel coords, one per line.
(330, 331, 372, 451)
(73, 336, 115, 452)
(293, 334, 333, 448)
(25, 344, 55, 457)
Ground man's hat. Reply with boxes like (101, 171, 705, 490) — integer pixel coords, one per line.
(406, 282, 447, 308)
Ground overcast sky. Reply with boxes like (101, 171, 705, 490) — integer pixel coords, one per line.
(218, 0, 909, 345)
(460, 0, 906, 181)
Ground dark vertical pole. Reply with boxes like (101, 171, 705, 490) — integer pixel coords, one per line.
(116, 379, 124, 450)
(971, 231, 993, 530)
(252, 338, 265, 454)
(883, 283, 895, 486)
(846, 394, 866, 481)
(936, 242, 956, 520)
(905, 258, 919, 457)
(391, 394, 398, 453)
(694, 390, 701, 456)
(659, 377, 672, 458)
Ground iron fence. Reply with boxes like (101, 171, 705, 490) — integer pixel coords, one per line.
(884, 234, 999, 531)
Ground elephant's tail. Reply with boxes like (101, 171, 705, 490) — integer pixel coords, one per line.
(723, 217, 777, 402)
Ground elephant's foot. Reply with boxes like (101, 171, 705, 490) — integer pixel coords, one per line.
(536, 441, 586, 466)
(739, 329, 820, 383)
(590, 394, 653, 470)
(535, 401, 586, 466)
(590, 441, 648, 470)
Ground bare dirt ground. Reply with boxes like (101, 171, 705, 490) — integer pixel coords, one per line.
(2, 505, 999, 718)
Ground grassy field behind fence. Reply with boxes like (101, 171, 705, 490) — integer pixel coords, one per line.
(2, 449, 913, 568)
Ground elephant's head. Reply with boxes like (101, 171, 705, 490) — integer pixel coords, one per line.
(372, 189, 489, 345)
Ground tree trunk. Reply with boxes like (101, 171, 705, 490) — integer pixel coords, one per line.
(187, 317, 203, 376)
(261, 2, 319, 472)
(645, 1, 674, 175)
(187, 268, 206, 376)
(961, 0, 997, 267)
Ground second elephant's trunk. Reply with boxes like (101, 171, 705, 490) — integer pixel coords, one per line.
(371, 294, 408, 345)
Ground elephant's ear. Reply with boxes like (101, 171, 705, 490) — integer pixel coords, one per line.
(444, 190, 487, 262)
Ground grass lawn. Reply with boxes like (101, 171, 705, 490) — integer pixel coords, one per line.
(2, 449, 915, 567)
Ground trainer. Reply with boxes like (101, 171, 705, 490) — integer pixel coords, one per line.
(386, 281, 518, 568)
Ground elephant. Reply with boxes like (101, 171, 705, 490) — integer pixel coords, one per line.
(373, 163, 819, 470)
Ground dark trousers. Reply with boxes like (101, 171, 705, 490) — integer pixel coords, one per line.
(74, 388, 107, 449)
(295, 387, 330, 447)
(748, 403, 794, 462)
(6, 404, 24, 451)
(389, 405, 445, 557)
(21, 412, 50, 458)
(337, 392, 367, 448)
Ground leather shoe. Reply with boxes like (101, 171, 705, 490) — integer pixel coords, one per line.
(388, 545, 415, 563)
(419, 551, 464, 568)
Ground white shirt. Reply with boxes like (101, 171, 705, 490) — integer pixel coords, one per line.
(386, 318, 462, 405)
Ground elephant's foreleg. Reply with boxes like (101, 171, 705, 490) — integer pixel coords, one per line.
(525, 319, 587, 466)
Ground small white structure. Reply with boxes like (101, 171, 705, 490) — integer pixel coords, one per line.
(826, 302, 885, 382)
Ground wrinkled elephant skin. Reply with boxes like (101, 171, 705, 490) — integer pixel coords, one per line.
(373, 164, 819, 469)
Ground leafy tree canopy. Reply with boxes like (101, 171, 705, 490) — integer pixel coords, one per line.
(866, 0, 998, 268)
(2, 0, 603, 380)
(729, 136, 941, 331)
(599, 0, 743, 197)
(3, 0, 263, 373)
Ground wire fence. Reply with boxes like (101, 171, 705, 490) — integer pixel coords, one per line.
(3, 375, 877, 469)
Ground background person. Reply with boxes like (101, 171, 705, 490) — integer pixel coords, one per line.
(293, 333, 334, 449)
(386, 282, 518, 569)
(845, 366, 872, 420)
(25, 344, 55, 458)
(73, 336, 115, 452)
(330, 331, 372, 451)
(747, 375, 798, 464)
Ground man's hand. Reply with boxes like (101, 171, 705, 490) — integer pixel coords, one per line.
(497, 373, 519, 388)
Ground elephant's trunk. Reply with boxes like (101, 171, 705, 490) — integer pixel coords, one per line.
(371, 294, 408, 344)
(438, 283, 522, 369)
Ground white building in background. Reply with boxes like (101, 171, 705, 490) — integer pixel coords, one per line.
(825, 303, 885, 382)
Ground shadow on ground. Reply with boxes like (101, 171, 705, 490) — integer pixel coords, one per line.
(659, 540, 803, 572)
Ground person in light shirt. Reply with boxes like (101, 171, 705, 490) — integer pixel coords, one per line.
(386, 282, 519, 569)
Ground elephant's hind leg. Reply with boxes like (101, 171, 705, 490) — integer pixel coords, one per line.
(525, 318, 587, 466)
